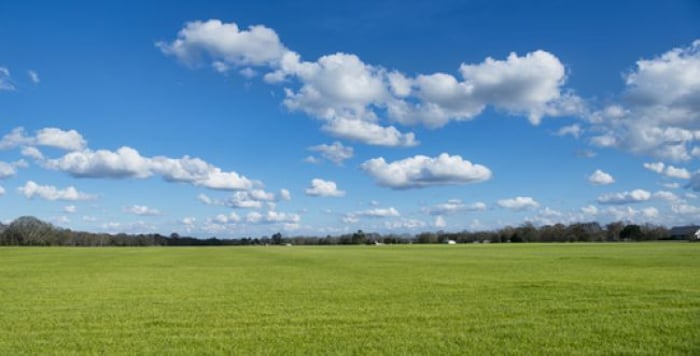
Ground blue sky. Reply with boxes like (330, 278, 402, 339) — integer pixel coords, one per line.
(1, 0, 699, 237)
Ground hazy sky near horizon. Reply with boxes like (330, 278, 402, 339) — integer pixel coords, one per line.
(1, 0, 699, 237)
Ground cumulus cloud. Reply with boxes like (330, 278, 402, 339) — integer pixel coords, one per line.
(305, 178, 346, 197)
(555, 124, 582, 138)
(0, 160, 25, 179)
(602, 206, 660, 222)
(279, 189, 291, 201)
(320, 118, 417, 147)
(665, 165, 691, 179)
(18, 181, 95, 201)
(0, 67, 14, 91)
(307, 141, 353, 165)
(384, 218, 428, 230)
(356, 207, 400, 218)
(588, 169, 615, 185)
(181, 217, 197, 226)
(226, 190, 273, 208)
(344, 207, 400, 223)
(580, 205, 599, 216)
(586, 40, 700, 161)
(246, 210, 300, 224)
(124, 205, 161, 216)
(643, 162, 665, 174)
(597, 189, 651, 204)
(45, 146, 153, 178)
(21, 146, 44, 160)
(497, 196, 539, 210)
(157, 19, 288, 67)
(361, 153, 491, 189)
(212, 212, 241, 224)
(0, 127, 86, 151)
(643, 162, 691, 179)
(161, 19, 579, 146)
(44, 146, 255, 191)
(653, 190, 680, 202)
(63, 205, 77, 213)
(424, 199, 487, 215)
(0, 185, 5, 195)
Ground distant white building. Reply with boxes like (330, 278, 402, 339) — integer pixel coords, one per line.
(446, 240, 456, 245)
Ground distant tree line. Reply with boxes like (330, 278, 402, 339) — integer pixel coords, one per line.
(0, 216, 691, 247)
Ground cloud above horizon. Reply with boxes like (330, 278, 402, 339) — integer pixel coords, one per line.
(159, 19, 581, 146)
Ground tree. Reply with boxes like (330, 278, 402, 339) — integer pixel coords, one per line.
(351, 230, 366, 244)
(1, 216, 56, 245)
(271, 232, 283, 245)
(620, 224, 643, 241)
(606, 222, 625, 241)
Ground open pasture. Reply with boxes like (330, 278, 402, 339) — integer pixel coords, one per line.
(0, 243, 698, 354)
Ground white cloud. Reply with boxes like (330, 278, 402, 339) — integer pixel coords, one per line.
(239, 67, 257, 78)
(384, 218, 428, 230)
(665, 165, 691, 179)
(588, 169, 615, 185)
(18, 181, 95, 201)
(587, 40, 700, 161)
(157, 19, 289, 67)
(35, 128, 87, 151)
(45, 146, 153, 178)
(0, 160, 24, 179)
(320, 117, 417, 147)
(344, 207, 400, 223)
(580, 205, 599, 216)
(643, 162, 665, 174)
(0, 185, 5, 196)
(555, 124, 582, 138)
(361, 153, 491, 189)
(0, 127, 86, 151)
(307, 141, 353, 165)
(63, 205, 77, 213)
(246, 210, 300, 224)
(653, 190, 680, 202)
(279, 189, 291, 201)
(434, 216, 447, 228)
(0, 67, 14, 91)
(161, 20, 580, 146)
(539, 207, 563, 217)
(44, 146, 255, 191)
(597, 189, 651, 204)
(305, 178, 346, 197)
(28, 70, 40, 84)
(213, 212, 240, 224)
(662, 182, 680, 189)
(356, 207, 400, 218)
(644, 161, 691, 179)
(224, 189, 284, 209)
(124, 205, 161, 216)
(424, 199, 487, 215)
(197, 193, 214, 205)
(181, 217, 197, 226)
(497, 196, 539, 210)
(21, 146, 44, 160)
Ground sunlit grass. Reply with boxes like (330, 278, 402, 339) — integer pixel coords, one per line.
(0, 243, 698, 354)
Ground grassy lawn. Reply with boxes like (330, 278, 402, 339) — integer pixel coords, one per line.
(0, 243, 698, 354)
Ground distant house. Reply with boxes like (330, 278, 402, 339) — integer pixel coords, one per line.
(446, 240, 456, 245)
(668, 225, 700, 240)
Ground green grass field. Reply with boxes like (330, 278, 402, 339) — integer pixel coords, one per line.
(1, 243, 698, 354)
